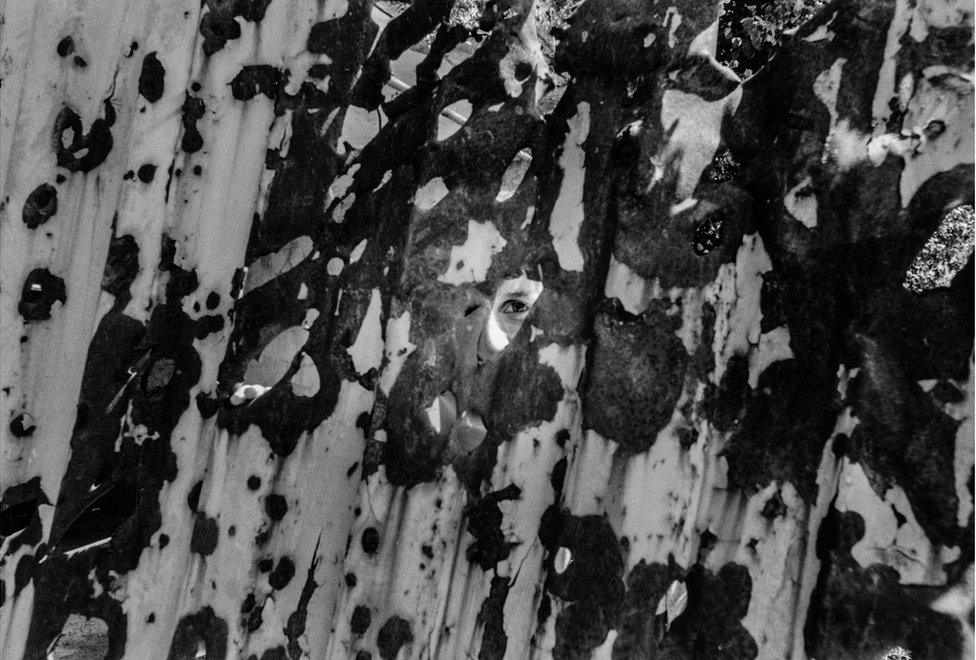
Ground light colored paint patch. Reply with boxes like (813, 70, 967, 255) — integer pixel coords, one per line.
(828, 119, 871, 170)
(909, 0, 973, 42)
(803, 13, 837, 42)
(346, 288, 384, 375)
(670, 198, 698, 215)
(537, 343, 586, 389)
(496, 153, 530, 203)
(748, 327, 794, 388)
(658, 580, 688, 628)
(437, 100, 471, 141)
(289, 353, 320, 397)
(454, 410, 487, 451)
(717, 234, 772, 365)
(437, 220, 507, 285)
(328, 164, 359, 203)
(301, 308, 320, 330)
(814, 59, 882, 172)
(549, 102, 590, 271)
(896, 68, 974, 206)
(716, 482, 807, 657)
(491, 389, 584, 657)
(425, 392, 456, 435)
(230, 383, 271, 405)
(326, 257, 344, 276)
(614, 429, 705, 572)
(379, 309, 416, 395)
(931, 565, 975, 659)
(814, 58, 846, 128)
(562, 430, 617, 515)
(332, 193, 356, 223)
(864, 66, 974, 206)
(554, 547, 572, 574)
(324, 0, 349, 21)
(283, 52, 320, 96)
(784, 176, 818, 228)
(497, 16, 545, 98)
(898, 71, 916, 110)
(686, 19, 717, 55)
(790, 407, 855, 658)
(339, 105, 381, 152)
(349, 239, 367, 263)
(374, 170, 392, 192)
(866, 132, 917, 165)
(659, 88, 741, 197)
(950, 365, 974, 527)
(836, 460, 959, 584)
(243, 236, 313, 295)
(591, 630, 618, 660)
(604, 255, 655, 315)
(244, 326, 310, 388)
(665, 7, 682, 48)
(813, 57, 847, 127)
(414, 177, 450, 212)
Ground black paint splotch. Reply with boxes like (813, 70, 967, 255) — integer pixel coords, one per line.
(476, 575, 509, 659)
(268, 556, 295, 590)
(721, 359, 839, 503)
(199, 11, 241, 57)
(180, 95, 206, 154)
(53, 103, 115, 173)
(138, 52, 166, 102)
(101, 232, 140, 309)
(190, 513, 219, 556)
(539, 510, 625, 659)
(19, 269, 67, 321)
(350, 605, 371, 635)
(582, 299, 688, 452)
(22, 183, 58, 228)
(376, 615, 413, 660)
(465, 484, 521, 571)
(137, 164, 158, 183)
(265, 494, 287, 522)
(1, 477, 49, 556)
(805, 508, 961, 659)
(167, 607, 228, 660)
(56, 36, 75, 57)
(230, 65, 282, 101)
(284, 538, 321, 659)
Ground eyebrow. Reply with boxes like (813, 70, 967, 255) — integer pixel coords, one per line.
(501, 289, 533, 300)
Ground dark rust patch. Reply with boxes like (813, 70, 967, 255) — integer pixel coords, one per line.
(22, 183, 58, 228)
(180, 95, 205, 154)
(19, 269, 67, 321)
(138, 52, 165, 102)
(167, 607, 228, 660)
(476, 575, 509, 659)
(582, 300, 688, 452)
(190, 513, 219, 556)
(53, 103, 115, 173)
(376, 615, 414, 660)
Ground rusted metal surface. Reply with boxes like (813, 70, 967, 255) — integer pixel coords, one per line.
(0, 0, 972, 658)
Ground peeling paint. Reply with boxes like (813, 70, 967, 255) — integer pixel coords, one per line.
(437, 220, 507, 285)
(549, 102, 590, 272)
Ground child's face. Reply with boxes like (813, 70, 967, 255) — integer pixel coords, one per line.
(478, 274, 544, 360)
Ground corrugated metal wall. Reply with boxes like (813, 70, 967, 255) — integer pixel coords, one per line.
(1, 0, 972, 658)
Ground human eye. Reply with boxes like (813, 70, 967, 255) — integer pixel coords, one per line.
(499, 299, 529, 314)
